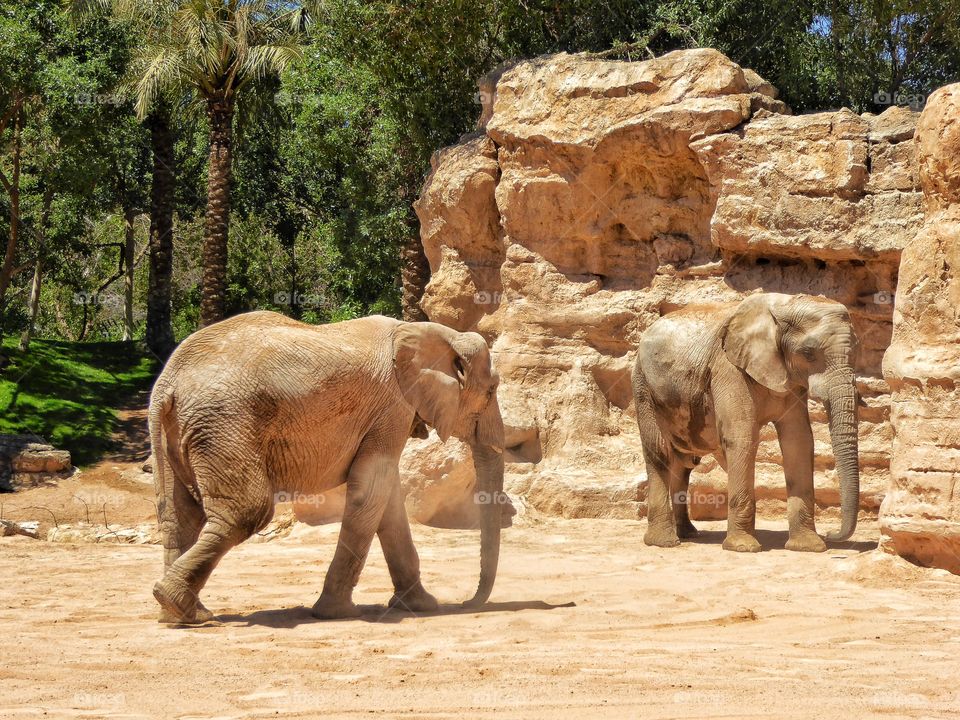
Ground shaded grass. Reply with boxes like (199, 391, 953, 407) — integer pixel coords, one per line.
(0, 338, 160, 466)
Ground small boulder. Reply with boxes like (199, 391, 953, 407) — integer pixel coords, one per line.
(0, 435, 73, 490)
(12, 446, 72, 474)
(0, 519, 40, 539)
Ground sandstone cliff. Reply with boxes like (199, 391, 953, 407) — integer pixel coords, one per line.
(409, 49, 924, 530)
(879, 83, 960, 573)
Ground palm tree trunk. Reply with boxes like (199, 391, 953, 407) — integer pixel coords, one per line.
(401, 214, 429, 322)
(123, 207, 136, 342)
(199, 98, 234, 327)
(283, 224, 300, 320)
(145, 108, 176, 359)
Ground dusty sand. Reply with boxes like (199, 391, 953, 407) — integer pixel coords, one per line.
(3, 511, 960, 719)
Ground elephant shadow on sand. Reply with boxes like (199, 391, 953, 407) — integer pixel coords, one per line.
(210, 600, 575, 628)
(684, 527, 877, 554)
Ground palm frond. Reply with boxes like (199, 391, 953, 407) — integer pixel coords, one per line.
(131, 46, 185, 119)
(114, 0, 310, 106)
(235, 42, 304, 87)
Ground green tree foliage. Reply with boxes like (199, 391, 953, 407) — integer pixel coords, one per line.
(0, 0, 141, 343)
(2, 0, 959, 349)
(635, 1, 960, 112)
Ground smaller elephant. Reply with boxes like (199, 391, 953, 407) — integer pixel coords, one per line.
(632, 293, 860, 552)
(149, 311, 506, 623)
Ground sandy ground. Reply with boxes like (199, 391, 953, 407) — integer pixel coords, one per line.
(3, 512, 960, 720)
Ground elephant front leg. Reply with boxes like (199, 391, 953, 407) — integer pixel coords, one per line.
(719, 433, 762, 553)
(775, 400, 826, 552)
(671, 465, 698, 539)
(313, 448, 394, 620)
(711, 374, 762, 553)
(378, 480, 438, 613)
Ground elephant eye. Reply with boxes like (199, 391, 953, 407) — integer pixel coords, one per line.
(795, 337, 819, 361)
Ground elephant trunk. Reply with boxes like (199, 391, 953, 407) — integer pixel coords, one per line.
(822, 352, 860, 542)
(463, 442, 504, 608)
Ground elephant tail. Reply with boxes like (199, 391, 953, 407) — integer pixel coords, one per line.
(150, 390, 200, 547)
(150, 390, 174, 526)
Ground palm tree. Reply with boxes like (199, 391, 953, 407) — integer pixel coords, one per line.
(72, 0, 179, 358)
(144, 103, 177, 357)
(129, 0, 309, 326)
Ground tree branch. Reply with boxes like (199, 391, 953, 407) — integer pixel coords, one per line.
(0, 105, 15, 139)
(10, 262, 34, 277)
(95, 241, 128, 294)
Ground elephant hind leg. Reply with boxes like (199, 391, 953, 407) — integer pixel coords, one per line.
(154, 425, 202, 570)
(155, 437, 217, 623)
(155, 467, 274, 624)
(635, 371, 695, 547)
(156, 482, 214, 623)
(154, 522, 235, 624)
(644, 452, 696, 548)
(161, 477, 206, 569)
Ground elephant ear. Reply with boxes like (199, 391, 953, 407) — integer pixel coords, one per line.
(722, 294, 791, 393)
(393, 323, 494, 443)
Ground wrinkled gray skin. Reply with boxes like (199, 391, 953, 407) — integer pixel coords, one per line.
(149, 311, 505, 624)
(632, 293, 860, 553)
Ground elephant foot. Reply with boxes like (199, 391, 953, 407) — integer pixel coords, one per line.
(154, 578, 213, 624)
(311, 593, 362, 620)
(158, 602, 214, 625)
(388, 583, 439, 613)
(722, 531, 761, 553)
(785, 530, 827, 553)
(644, 526, 681, 548)
(677, 518, 699, 539)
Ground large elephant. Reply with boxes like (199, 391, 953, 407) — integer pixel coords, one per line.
(149, 311, 505, 623)
(632, 293, 860, 553)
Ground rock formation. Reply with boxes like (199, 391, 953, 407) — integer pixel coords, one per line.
(408, 49, 924, 527)
(0, 435, 73, 491)
(879, 83, 960, 573)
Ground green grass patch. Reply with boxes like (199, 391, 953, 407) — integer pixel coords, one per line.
(0, 338, 160, 466)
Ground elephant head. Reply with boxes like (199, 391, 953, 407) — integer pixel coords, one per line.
(723, 293, 860, 541)
(393, 323, 505, 606)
